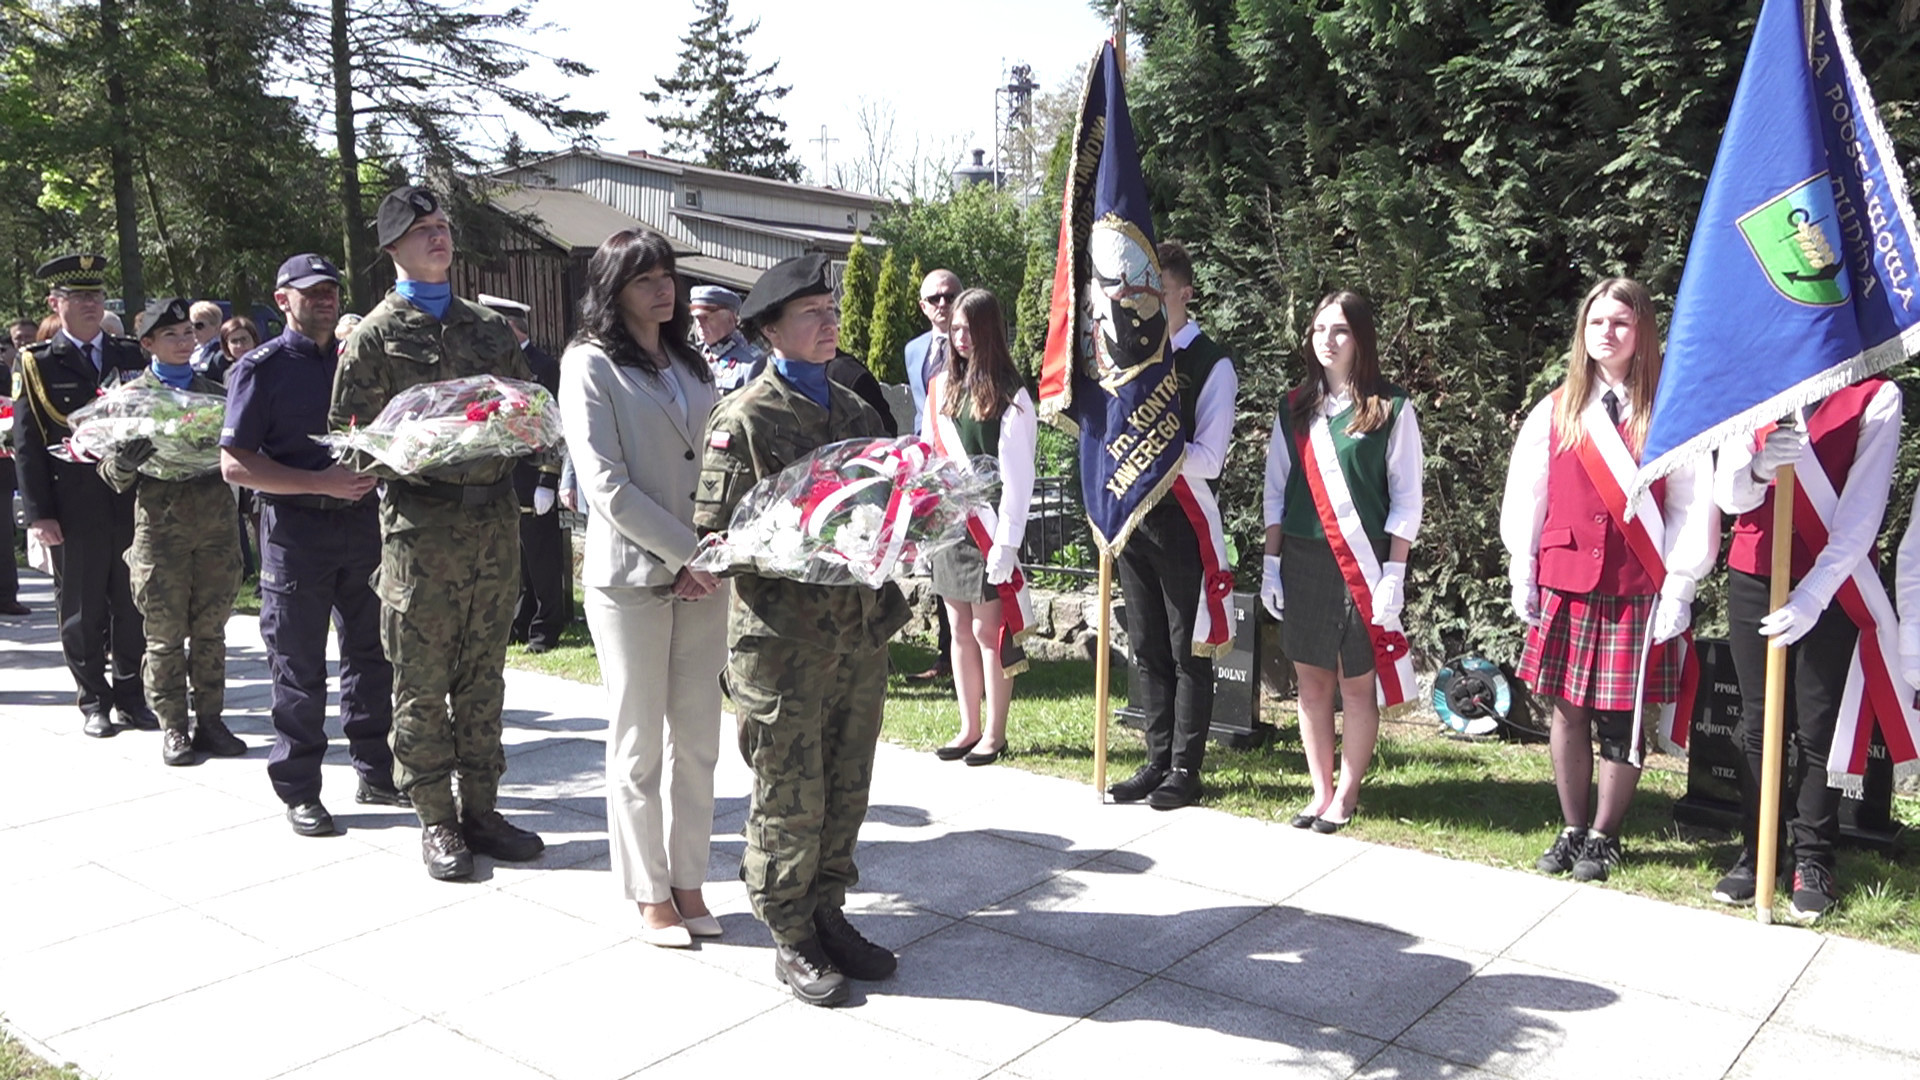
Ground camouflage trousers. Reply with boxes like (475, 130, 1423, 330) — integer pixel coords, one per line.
(731, 634, 888, 945)
(127, 493, 243, 732)
(375, 508, 519, 826)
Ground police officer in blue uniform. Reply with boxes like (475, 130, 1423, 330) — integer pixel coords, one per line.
(480, 293, 568, 652)
(218, 254, 406, 837)
(12, 253, 154, 736)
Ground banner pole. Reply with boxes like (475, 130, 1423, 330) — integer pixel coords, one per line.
(1093, 549, 1113, 798)
(1755, 462, 1795, 924)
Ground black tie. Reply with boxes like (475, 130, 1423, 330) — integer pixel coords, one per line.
(929, 336, 948, 378)
(1603, 389, 1622, 427)
(82, 341, 98, 376)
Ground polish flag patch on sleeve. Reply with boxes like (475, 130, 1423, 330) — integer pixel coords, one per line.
(708, 431, 731, 450)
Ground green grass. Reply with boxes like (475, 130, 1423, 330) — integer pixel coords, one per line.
(503, 618, 602, 684)
(0, 1025, 83, 1080)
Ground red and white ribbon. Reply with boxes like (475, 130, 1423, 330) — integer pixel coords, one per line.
(925, 412, 1035, 678)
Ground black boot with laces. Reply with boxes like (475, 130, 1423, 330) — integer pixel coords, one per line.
(1536, 826, 1586, 875)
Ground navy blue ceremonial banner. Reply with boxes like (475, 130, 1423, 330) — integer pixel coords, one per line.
(1635, 0, 1920, 504)
(1037, 40, 1181, 555)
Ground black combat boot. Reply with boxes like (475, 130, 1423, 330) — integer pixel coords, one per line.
(355, 776, 412, 807)
(774, 937, 850, 1007)
(422, 823, 474, 880)
(161, 725, 198, 767)
(1107, 764, 1166, 803)
(191, 716, 247, 757)
(814, 907, 897, 980)
(462, 809, 545, 861)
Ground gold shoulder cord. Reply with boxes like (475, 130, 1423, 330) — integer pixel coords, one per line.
(18, 349, 73, 434)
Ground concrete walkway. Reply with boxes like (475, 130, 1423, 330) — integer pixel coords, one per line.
(1, 570, 1916, 1080)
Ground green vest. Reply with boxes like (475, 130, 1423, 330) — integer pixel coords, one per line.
(1277, 386, 1408, 556)
(1173, 329, 1229, 441)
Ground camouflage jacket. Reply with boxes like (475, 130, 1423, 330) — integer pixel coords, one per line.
(99, 367, 235, 526)
(694, 365, 911, 652)
(329, 290, 554, 533)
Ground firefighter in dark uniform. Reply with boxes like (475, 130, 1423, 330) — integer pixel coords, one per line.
(480, 293, 568, 652)
(11, 253, 154, 736)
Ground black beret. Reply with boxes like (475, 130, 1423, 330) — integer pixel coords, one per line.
(739, 254, 833, 327)
(137, 297, 191, 338)
(375, 185, 442, 248)
(38, 252, 108, 291)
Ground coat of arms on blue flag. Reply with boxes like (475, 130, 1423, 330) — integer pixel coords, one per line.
(1633, 0, 1920, 505)
(1038, 40, 1182, 555)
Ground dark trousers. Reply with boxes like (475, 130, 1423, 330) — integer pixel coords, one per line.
(52, 469, 144, 713)
(258, 501, 395, 805)
(1726, 569, 1854, 868)
(1, 457, 19, 604)
(512, 508, 568, 648)
(1118, 500, 1214, 773)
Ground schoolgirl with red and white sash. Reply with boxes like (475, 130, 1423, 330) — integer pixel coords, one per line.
(1715, 377, 1909, 922)
(1261, 290, 1423, 833)
(1500, 278, 1716, 884)
(919, 288, 1037, 768)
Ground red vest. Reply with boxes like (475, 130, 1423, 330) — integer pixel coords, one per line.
(1536, 417, 1666, 597)
(1727, 379, 1883, 578)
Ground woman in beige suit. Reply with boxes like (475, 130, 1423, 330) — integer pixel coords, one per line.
(560, 230, 728, 948)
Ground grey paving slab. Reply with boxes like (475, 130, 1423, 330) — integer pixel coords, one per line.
(277, 1019, 554, 1080)
(938, 772, 1182, 856)
(1007, 978, 1383, 1080)
(1106, 806, 1369, 903)
(850, 921, 1149, 1068)
(46, 958, 411, 1080)
(633, 999, 997, 1080)
(1395, 957, 1758, 1080)
(1770, 936, 1920, 1055)
(196, 848, 473, 957)
(1348, 1046, 1510, 1080)
(856, 823, 1100, 918)
(1725, 1018, 1920, 1080)
(107, 813, 376, 904)
(1162, 906, 1489, 1042)
(0, 862, 181, 962)
(1286, 844, 1577, 955)
(1504, 885, 1821, 1019)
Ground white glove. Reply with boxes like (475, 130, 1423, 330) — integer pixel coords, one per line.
(1372, 560, 1406, 626)
(1511, 580, 1541, 627)
(1751, 426, 1808, 484)
(1260, 555, 1284, 621)
(533, 486, 556, 515)
(1652, 594, 1691, 644)
(985, 543, 1019, 585)
(1758, 586, 1824, 647)
(1900, 622, 1920, 693)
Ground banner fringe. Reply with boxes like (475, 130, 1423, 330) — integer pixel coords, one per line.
(1825, 0, 1920, 250)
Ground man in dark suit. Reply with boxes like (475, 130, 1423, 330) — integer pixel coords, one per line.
(12, 253, 153, 735)
(902, 268, 961, 680)
(482, 294, 568, 652)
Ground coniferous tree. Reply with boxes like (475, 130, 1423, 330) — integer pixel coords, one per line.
(645, 0, 803, 181)
(838, 235, 877, 368)
(866, 248, 909, 384)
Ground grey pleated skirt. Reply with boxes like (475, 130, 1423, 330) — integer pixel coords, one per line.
(1279, 533, 1376, 675)
(931, 538, 998, 603)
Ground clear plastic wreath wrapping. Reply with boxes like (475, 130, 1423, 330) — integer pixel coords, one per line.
(313, 374, 561, 475)
(51, 383, 226, 481)
(690, 436, 999, 588)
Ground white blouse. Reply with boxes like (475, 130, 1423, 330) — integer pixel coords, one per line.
(1261, 387, 1424, 543)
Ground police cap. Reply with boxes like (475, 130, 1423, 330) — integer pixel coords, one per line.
(739, 254, 832, 329)
(689, 285, 743, 313)
(137, 297, 191, 338)
(38, 252, 109, 292)
(376, 185, 442, 248)
(277, 253, 342, 290)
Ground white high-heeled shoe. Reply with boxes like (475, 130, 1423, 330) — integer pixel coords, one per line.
(639, 921, 694, 948)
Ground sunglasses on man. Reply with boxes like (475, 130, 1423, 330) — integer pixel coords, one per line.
(920, 291, 956, 306)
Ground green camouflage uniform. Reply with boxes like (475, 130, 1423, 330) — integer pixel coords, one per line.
(101, 368, 242, 734)
(328, 291, 550, 826)
(693, 366, 910, 945)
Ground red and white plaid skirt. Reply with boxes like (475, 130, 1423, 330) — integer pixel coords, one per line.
(1517, 588, 1680, 711)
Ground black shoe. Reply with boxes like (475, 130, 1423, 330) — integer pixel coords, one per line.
(82, 708, 117, 738)
(1788, 860, 1837, 923)
(118, 706, 160, 731)
(963, 743, 1003, 767)
(814, 907, 897, 981)
(462, 809, 545, 861)
(1311, 814, 1348, 834)
(422, 823, 474, 881)
(1571, 831, 1622, 883)
(286, 801, 336, 837)
(525, 642, 552, 655)
(355, 777, 412, 807)
(1107, 764, 1166, 803)
(933, 739, 979, 761)
(1147, 768, 1201, 811)
(774, 937, 850, 1006)
(0, 600, 30, 616)
(1289, 811, 1319, 829)
(1711, 849, 1758, 904)
(191, 716, 247, 757)
(1536, 826, 1587, 876)
(161, 728, 198, 767)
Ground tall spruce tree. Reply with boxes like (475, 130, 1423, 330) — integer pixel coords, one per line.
(838, 234, 877, 367)
(866, 247, 909, 384)
(644, 0, 803, 181)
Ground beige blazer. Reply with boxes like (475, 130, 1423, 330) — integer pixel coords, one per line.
(558, 340, 718, 589)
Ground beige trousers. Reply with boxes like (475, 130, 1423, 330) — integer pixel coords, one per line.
(585, 583, 728, 902)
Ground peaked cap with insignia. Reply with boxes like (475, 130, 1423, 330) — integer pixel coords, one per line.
(38, 252, 108, 292)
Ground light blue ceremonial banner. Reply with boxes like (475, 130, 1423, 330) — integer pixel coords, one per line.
(1634, 0, 1920, 504)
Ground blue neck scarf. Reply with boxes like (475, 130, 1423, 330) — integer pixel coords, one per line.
(774, 356, 831, 409)
(396, 279, 452, 320)
(150, 359, 194, 390)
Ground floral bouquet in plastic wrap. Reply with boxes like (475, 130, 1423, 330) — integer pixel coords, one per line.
(51, 382, 226, 481)
(315, 374, 560, 475)
(691, 436, 998, 588)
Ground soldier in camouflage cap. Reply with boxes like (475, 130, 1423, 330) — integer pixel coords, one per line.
(694, 254, 911, 1007)
(330, 184, 557, 881)
(101, 298, 247, 766)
